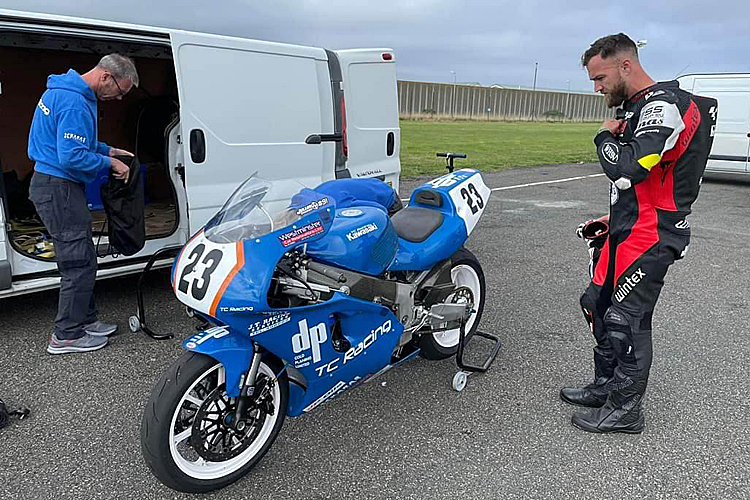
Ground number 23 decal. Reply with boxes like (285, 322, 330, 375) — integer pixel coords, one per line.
(460, 183, 485, 215)
(178, 243, 224, 301)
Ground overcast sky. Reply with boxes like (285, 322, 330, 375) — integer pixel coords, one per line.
(3, 0, 749, 92)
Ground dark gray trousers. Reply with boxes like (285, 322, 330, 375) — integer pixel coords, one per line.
(29, 173, 98, 340)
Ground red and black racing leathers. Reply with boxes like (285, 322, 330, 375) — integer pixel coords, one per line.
(580, 80, 717, 423)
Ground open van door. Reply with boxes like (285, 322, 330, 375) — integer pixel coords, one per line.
(681, 75, 750, 173)
(334, 49, 400, 191)
(171, 32, 336, 233)
(0, 195, 11, 291)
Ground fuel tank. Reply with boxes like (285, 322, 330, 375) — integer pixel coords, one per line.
(305, 206, 397, 276)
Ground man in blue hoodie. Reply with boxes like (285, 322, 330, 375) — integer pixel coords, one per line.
(27, 54, 139, 354)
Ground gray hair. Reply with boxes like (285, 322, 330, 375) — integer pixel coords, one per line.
(97, 53, 139, 87)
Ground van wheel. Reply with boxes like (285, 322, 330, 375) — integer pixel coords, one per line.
(140, 353, 288, 493)
(419, 248, 485, 360)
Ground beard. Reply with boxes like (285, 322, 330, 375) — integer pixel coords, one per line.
(605, 78, 629, 108)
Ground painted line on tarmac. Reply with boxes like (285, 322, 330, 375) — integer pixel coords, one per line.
(490, 173, 605, 192)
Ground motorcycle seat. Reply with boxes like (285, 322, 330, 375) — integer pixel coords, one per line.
(390, 207, 444, 243)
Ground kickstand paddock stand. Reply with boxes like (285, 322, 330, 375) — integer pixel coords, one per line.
(129, 245, 183, 340)
(452, 318, 502, 391)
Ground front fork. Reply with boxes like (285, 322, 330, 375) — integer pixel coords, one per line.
(232, 349, 263, 430)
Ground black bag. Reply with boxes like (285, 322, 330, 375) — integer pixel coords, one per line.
(100, 155, 145, 256)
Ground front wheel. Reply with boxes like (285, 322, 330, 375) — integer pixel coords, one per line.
(140, 352, 288, 493)
(420, 248, 486, 360)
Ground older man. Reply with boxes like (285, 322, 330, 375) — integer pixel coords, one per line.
(28, 53, 139, 354)
(561, 34, 717, 433)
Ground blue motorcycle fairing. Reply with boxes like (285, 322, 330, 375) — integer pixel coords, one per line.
(215, 293, 403, 417)
(183, 325, 255, 397)
(186, 204, 336, 319)
(305, 206, 398, 276)
(388, 168, 490, 271)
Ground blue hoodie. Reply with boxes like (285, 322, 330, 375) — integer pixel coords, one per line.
(28, 69, 111, 184)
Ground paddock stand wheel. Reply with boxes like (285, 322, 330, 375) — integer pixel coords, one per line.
(452, 318, 501, 392)
(452, 371, 469, 392)
(129, 315, 141, 333)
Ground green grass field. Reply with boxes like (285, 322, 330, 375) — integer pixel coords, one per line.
(399, 120, 601, 178)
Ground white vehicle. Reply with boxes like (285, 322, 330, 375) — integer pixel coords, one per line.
(0, 9, 400, 298)
(677, 73, 750, 174)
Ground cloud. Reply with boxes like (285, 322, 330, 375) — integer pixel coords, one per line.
(1, 0, 748, 90)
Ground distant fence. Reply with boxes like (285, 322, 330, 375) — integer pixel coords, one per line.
(397, 80, 611, 122)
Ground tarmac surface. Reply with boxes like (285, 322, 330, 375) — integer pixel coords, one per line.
(1, 163, 749, 500)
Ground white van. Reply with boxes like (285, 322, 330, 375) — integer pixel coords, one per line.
(0, 9, 401, 298)
(677, 73, 750, 174)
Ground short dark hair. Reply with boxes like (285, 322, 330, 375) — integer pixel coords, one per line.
(581, 33, 638, 67)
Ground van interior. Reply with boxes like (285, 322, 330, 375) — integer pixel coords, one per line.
(0, 30, 180, 261)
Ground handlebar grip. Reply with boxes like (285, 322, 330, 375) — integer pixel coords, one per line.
(307, 261, 347, 283)
(453, 153, 467, 158)
(436, 152, 448, 157)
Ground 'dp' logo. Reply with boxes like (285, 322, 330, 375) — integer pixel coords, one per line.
(292, 319, 328, 363)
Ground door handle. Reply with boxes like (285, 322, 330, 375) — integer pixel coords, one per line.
(190, 129, 206, 163)
(305, 133, 342, 144)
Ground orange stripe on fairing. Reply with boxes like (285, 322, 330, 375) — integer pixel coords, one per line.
(210, 241, 245, 317)
(173, 229, 204, 294)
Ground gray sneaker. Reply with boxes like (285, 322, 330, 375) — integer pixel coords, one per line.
(47, 333, 108, 354)
(84, 320, 118, 337)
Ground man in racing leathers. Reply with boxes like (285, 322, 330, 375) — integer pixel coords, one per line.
(560, 33, 717, 433)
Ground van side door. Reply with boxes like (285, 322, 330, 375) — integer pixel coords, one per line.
(0, 195, 11, 291)
(692, 76, 750, 173)
(170, 32, 336, 233)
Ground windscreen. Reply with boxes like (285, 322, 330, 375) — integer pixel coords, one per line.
(204, 174, 331, 244)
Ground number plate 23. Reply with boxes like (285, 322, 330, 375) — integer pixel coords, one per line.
(447, 173, 491, 236)
(173, 231, 244, 316)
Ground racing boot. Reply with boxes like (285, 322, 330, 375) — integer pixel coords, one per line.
(560, 347, 616, 407)
(571, 373, 646, 434)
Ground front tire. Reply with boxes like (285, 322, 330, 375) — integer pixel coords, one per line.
(420, 248, 486, 360)
(140, 352, 288, 493)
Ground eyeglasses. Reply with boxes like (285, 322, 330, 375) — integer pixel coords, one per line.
(109, 73, 126, 98)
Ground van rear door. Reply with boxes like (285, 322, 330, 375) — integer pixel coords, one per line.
(171, 31, 336, 233)
(684, 75, 750, 173)
(334, 49, 400, 191)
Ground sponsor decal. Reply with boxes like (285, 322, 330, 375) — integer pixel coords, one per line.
(303, 376, 363, 413)
(341, 209, 363, 217)
(186, 326, 230, 346)
(292, 319, 328, 368)
(610, 182, 619, 205)
(63, 132, 87, 144)
(278, 220, 324, 247)
(675, 219, 690, 230)
(624, 111, 635, 120)
(644, 90, 665, 100)
(295, 197, 329, 217)
(428, 172, 472, 189)
(247, 311, 291, 336)
(601, 142, 619, 165)
(614, 268, 646, 303)
(219, 305, 255, 313)
(637, 102, 665, 130)
(37, 99, 50, 116)
(314, 320, 392, 377)
(346, 223, 378, 242)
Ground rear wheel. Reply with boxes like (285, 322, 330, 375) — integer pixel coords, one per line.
(140, 352, 288, 493)
(419, 248, 486, 360)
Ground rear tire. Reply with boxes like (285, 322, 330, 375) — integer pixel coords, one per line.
(419, 248, 486, 360)
(140, 352, 288, 493)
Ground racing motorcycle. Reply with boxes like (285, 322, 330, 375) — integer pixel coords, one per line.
(140, 168, 498, 492)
